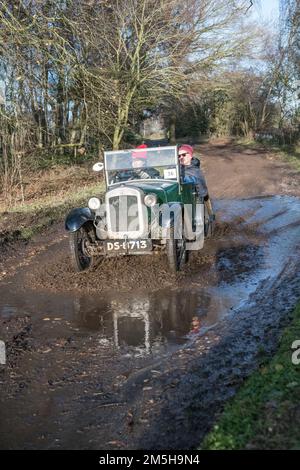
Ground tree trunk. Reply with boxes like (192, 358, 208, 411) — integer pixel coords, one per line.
(169, 112, 176, 144)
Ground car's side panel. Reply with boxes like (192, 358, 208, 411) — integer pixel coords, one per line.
(180, 182, 196, 205)
(65, 207, 94, 232)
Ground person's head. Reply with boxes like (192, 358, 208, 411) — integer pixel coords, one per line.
(132, 144, 148, 168)
(178, 144, 193, 166)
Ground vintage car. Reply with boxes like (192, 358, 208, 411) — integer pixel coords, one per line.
(65, 145, 214, 272)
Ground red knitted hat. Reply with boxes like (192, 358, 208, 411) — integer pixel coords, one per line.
(178, 144, 193, 155)
(132, 144, 148, 159)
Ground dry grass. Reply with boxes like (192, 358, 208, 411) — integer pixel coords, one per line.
(0, 163, 105, 243)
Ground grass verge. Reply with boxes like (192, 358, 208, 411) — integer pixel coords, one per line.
(236, 137, 300, 172)
(201, 303, 300, 450)
(0, 182, 104, 244)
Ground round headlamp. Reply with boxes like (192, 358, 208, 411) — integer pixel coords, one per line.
(88, 197, 101, 211)
(144, 193, 157, 207)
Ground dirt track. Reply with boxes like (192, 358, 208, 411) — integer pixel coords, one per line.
(0, 142, 300, 449)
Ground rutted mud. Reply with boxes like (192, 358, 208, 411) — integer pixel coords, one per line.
(24, 216, 262, 294)
(1, 194, 300, 449)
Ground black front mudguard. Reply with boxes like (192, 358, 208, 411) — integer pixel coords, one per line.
(65, 207, 94, 233)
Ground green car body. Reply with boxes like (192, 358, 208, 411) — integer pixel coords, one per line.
(65, 145, 212, 272)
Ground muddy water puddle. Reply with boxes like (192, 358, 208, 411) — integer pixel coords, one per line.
(0, 286, 233, 357)
(1, 196, 299, 358)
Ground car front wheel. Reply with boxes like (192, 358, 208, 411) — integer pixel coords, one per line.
(166, 225, 187, 272)
(69, 225, 95, 272)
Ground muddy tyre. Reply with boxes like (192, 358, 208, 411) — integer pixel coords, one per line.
(204, 205, 214, 238)
(166, 225, 187, 272)
(69, 225, 95, 272)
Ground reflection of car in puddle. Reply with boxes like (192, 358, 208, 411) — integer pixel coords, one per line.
(73, 290, 217, 356)
(111, 299, 152, 354)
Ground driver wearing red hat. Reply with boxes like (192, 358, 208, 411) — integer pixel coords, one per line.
(132, 143, 148, 161)
(131, 144, 160, 179)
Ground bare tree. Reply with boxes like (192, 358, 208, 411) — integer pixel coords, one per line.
(0, 0, 280, 205)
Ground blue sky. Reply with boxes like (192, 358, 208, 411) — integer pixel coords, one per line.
(253, 0, 279, 23)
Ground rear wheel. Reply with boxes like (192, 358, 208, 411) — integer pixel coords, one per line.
(69, 225, 95, 272)
(166, 225, 187, 272)
(204, 204, 214, 238)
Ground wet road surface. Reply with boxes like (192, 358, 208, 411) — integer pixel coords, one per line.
(0, 195, 300, 449)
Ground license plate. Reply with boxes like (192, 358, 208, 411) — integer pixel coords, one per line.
(104, 239, 152, 253)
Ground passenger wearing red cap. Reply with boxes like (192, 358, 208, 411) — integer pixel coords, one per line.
(131, 144, 160, 179)
(178, 144, 214, 219)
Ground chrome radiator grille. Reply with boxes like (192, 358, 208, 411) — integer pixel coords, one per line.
(108, 194, 139, 233)
(105, 187, 147, 238)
